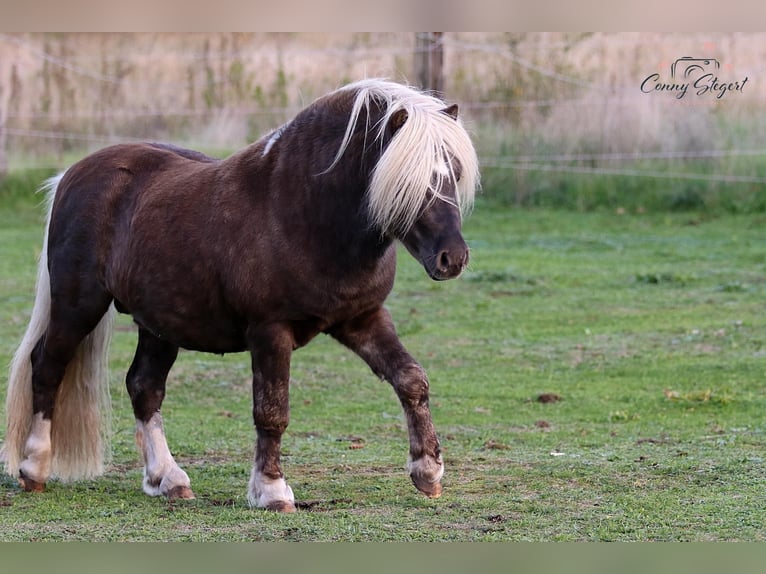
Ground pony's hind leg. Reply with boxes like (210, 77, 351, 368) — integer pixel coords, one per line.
(18, 337, 71, 491)
(127, 327, 193, 500)
(330, 307, 444, 499)
(19, 294, 113, 491)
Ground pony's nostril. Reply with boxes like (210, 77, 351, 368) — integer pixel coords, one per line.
(438, 251, 451, 271)
(435, 247, 469, 277)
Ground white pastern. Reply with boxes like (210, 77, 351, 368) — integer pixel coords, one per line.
(248, 468, 295, 510)
(135, 413, 191, 497)
(19, 413, 52, 483)
(407, 456, 444, 484)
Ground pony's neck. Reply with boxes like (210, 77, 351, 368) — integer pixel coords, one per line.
(235, 110, 393, 268)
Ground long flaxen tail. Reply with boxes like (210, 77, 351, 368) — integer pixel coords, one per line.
(2, 174, 116, 481)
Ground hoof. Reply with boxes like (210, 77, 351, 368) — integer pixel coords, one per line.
(424, 482, 443, 498)
(409, 456, 444, 498)
(19, 470, 45, 493)
(413, 478, 443, 498)
(264, 500, 297, 513)
(166, 485, 196, 500)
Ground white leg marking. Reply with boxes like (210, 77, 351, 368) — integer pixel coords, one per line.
(408, 455, 444, 482)
(248, 468, 295, 510)
(408, 454, 444, 497)
(135, 413, 192, 498)
(19, 413, 52, 483)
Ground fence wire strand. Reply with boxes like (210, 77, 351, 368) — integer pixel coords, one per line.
(2, 33, 764, 185)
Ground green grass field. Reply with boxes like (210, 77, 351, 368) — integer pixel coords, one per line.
(1, 185, 765, 541)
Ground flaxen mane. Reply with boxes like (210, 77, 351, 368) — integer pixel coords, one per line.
(325, 79, 480, 235)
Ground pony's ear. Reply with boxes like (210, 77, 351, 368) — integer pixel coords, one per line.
(442, 104, 459, 120)
(388, 109, 409, 134)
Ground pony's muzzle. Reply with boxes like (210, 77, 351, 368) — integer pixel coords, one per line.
(432, 243, 470, 280)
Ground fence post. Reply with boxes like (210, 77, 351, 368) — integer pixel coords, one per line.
(0, 121, 7, 180)
(414, 32, 444, 98)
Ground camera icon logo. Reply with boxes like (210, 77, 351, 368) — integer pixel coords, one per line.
(670, 57, 720, 80)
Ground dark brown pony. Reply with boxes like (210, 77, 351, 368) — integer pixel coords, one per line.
(2, 79, 480, 512)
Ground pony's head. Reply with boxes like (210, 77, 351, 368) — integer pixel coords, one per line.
(327, 79, 480, 280)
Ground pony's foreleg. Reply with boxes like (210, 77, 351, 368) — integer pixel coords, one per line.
(330, 307, 444, 498)
(247, 323, 296, 512)
(127, 328, 193, 500)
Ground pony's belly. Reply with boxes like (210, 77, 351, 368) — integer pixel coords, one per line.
(110, 268, 248, 352)
(128, 307, 248, 354)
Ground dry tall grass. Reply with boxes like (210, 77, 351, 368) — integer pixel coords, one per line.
(1, 33, 764, 196)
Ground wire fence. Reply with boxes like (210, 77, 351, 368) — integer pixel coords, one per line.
(1, 32, 764, 191)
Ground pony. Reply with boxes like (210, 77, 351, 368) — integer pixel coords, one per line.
(2, 79, 480, 512)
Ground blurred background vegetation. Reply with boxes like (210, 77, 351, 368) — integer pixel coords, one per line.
(1, 32, 765, 213)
